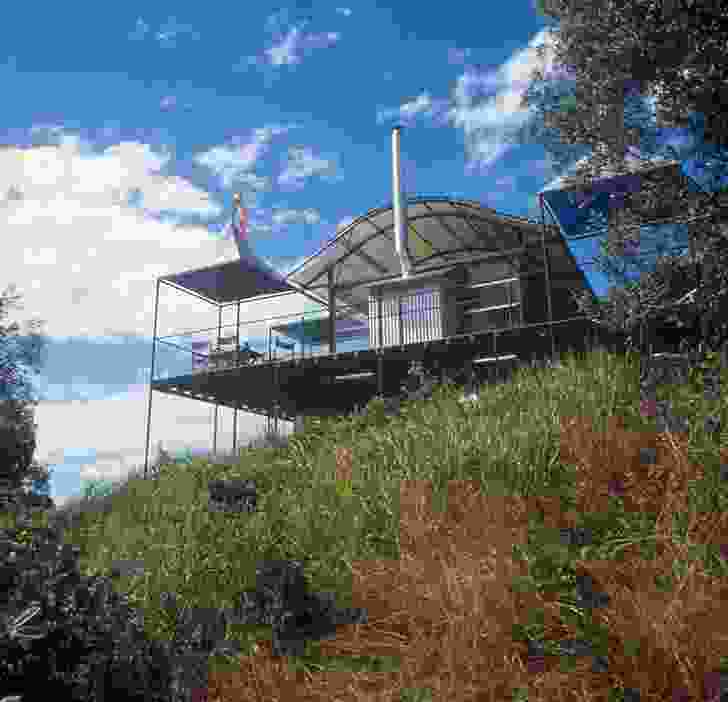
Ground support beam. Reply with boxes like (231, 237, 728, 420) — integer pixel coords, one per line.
(539, 196, 556, 359)
(233, 300, 240, 455)
(274, 361, 280, 438)
(328, 266, 336, 354)
(300, 246, 531, 295)
(377, 352, 384, 397)
(213, 305, 221, 454)
(143, 278, 162, 479)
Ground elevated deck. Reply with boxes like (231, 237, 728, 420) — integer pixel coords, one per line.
(151, 315, 629, 422)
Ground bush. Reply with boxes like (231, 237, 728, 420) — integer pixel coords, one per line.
(0, 516, 181, 701)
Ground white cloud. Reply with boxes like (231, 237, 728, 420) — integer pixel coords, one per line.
(335, 7, 353, 16)
(1, 127, 310, 507)
(194, 124, 297, 190)
(446, 30, 560, 172)
(278, 146, 341, 189)
(265, 27, 341, 66)
(376, 92, 451, 127)
(376, 28, 562, 173)
(272, 208, 321, 226)
(33, 387, 290, 509)
(243, 13, 342, 69)
(0, 131, 230, 340)
(128, 16, 200, 47)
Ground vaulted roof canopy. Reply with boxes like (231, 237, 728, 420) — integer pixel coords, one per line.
(160, 196, 592, 318)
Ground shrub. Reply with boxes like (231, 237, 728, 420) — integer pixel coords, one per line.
(0, 515, 181, 701)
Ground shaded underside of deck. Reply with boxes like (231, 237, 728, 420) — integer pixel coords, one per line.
(151, 319, 631, 422)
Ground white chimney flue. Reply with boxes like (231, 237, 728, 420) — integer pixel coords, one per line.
(392, 126, 412, 279)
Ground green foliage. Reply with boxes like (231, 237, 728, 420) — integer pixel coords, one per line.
(510, 0, 728, 352)
(8, 343, 725, 697)
(81, 477, 116, 500)
(0, 285, 53, 514)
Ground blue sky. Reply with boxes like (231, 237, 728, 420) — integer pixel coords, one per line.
(1, 2, 720, 507)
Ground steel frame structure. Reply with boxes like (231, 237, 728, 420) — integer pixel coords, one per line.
(142, 192, 700, 478)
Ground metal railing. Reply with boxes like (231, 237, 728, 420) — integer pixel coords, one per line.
(149, 293, 628, 383)
(151, 304, 371, 382)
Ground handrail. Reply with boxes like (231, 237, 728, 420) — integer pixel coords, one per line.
(149, 288, 630, 383)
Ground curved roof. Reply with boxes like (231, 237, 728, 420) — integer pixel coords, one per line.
(285, 196, 587, 320)
(160, 196, 594, 310)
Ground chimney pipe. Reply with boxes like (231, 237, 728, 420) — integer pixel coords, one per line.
(392, 126, 412, 279)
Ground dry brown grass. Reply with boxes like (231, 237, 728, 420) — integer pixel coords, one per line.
(197, 412, 728, 701)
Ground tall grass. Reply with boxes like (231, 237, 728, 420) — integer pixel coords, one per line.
(12, 342, 728, 701)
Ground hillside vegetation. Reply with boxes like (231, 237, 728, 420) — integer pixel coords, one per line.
(10, 343, 728, 702)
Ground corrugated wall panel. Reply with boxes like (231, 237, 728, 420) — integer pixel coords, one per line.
(369, 285, 448, 348)
(402, 287, 440, 344)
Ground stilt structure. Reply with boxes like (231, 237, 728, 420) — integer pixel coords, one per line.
(143, 131, 707, 478)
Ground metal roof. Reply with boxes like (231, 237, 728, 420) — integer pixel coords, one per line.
(285, 196, 589, 320)
(159, 196, 592, 312)
(159, 257, 303, 306)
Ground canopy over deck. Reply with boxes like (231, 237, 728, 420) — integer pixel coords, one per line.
(159, 196, 595, 327)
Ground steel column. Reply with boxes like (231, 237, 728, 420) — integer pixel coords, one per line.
(274, 360, 280, 437)
(143, 278, 162, 480)
(213, 305, 221, 455)
(377, 289, 383, 350)
(377, 352, 383, 397)
(233, 300, 240, 455)
(328, 266, 336, 354)
(539, 195, 556, 360)
(267, 326, 273, 435)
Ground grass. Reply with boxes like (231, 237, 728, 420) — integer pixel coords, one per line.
(4, 341, 728, 701)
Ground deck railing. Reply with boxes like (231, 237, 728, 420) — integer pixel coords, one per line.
(151, 292, 475, 382)
(151, 305, 373, 383)
(149, 295, 630, 384)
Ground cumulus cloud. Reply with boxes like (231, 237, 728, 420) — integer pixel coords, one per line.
(0, 130, 232, 343)
(272, 208, 321, 226)
(446, 34, 562, 172)
(375, 28, 562, 174)
(266, 27, 340, 66)
(129, 15, 200, 47)
(194, 124, 297, 191)
(1, 127, 313, 507)
(376, 92, 451, 127)
(241, 12, 342, 70)
(278, 146, 342, 189)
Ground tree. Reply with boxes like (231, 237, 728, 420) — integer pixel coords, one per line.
(513, 0, 728, 351)
(0, 284, 53, 514)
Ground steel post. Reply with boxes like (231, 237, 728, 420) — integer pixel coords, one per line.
(213, 305, 221, 455)
(143, 278, 162, 480)
(233, 300, 240, 455)
(377, 352, 383, 398)
(539, 195, 556, 361)
(328, 266, 336, 354)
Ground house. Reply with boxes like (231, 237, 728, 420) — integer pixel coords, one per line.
(142, 129, 632, 472)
